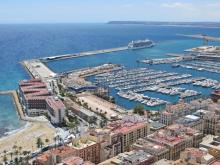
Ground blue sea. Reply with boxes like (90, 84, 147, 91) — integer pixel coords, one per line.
(1, 23, 220, 131)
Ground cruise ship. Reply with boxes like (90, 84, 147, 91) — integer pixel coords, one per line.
(128, 39, 154, 50)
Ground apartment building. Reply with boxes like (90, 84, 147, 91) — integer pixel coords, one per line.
(18, 79, 51, 116)
(147, 124, 203, 160)
(98, 150, 155, 165)
(199, 135, 220, 159)
(175, 115, 203, 132)
(132, 137, 170, 160)
(70, 136, 101, 164)
(46, 96, 66, 124)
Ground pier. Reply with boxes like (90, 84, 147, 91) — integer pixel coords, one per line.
(138, 56, 194, 65)
(22, 60, 57, 80)
(64, 63, 123, 78)
(40, 46, 128, 62)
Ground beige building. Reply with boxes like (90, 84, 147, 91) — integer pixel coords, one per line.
(160, 102, 192, 125)
(98, 150, 155, 165)
(69, 136, 101, 164)
(147, 124, 203, 160)
(180, 148, 214, 165)
(203, 112, 220, 135)
(89, 115, 150, 162)
(175, 115, 203, 132)
(199, 135, 220, 159)
(132, 137, 170, 160)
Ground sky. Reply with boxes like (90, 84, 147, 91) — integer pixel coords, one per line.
(0, 0, 220, 23)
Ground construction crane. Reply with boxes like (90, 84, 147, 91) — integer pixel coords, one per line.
(178, 34, 220, 46)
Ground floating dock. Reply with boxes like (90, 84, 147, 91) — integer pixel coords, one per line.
(40, 46, 128, 62)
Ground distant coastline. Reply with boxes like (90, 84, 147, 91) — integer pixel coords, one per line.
(107, 21, 220, 28)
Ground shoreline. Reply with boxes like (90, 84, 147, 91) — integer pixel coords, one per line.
(0, 122, 30, 142)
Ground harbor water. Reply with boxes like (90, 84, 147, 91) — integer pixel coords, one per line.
(1, 23, 220, 131)
(0, 94, 26, 137)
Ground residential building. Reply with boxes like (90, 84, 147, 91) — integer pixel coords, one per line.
(89, 115, 150, 162)
(132, 137, 170, 160)
(46, 96, 66, 124)
(35, 146, 76, 165)
(210, 160, 220, 165)
(18, 79, 51, 116)
(147, 124, 203, 160)
(160, 102, 192, 125)
(19, 79, 66, 124)
(203, 112, 220, 135)
(199, 135, 220, 159)
(211, 90, 220, 102)
(153, 159, 174, 165)
(98, 150, 156, 165)
(69, 135, 101, 164)
(180, 148, 215, 165)
(149, 121, 166, 133)
(106, 115, 150, 153)
(175, 115, 203, 132)
(62, 156, 94, 165)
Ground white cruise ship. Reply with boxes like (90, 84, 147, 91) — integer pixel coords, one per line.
(128, 39, 154, 50)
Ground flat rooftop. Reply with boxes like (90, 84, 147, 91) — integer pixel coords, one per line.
(71, 136, 97, 150)
(132, 138, 169, 154)
(99, 150, 154, 165)
(23, 60, 56, 80)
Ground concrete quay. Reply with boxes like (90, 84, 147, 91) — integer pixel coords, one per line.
(40, 46, 128, 62)
(64, 63, 123, 78)
(22, 59, 56, 80)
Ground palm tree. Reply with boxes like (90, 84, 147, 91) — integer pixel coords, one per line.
(88, 116, 97, 127)
(13, 145, 17, 150)
(3, 155, 7, 164)
(45, 138, 50, 144)
(36, 137, 44, 149)
(18, 146, 22, 155)
(67, 122, 77, 135)
(54, 134, 61, 148)
(9, 152, 13, 161)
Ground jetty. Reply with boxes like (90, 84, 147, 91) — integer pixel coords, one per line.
(138, 56, 194, 65)
(40, 46, 128, 62)
(22, 60, 57, 80)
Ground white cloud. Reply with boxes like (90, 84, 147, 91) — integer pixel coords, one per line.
(162, 2, 194, 10)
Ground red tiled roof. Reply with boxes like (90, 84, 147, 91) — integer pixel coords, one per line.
(46, 97, 66, 111)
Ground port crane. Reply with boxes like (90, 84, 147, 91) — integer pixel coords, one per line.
(178, 34, 220, 46)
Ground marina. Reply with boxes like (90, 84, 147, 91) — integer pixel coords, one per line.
(176, 60, 220, 74)
(22, 42, 220, 111)
(93, 67, 209, 108)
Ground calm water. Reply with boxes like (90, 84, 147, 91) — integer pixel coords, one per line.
(0, 94, 26, 136)
(1, 23, 220, 130)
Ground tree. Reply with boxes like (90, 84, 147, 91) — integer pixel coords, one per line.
(10, 152, 13, 161)
(133, 104, 145, 116)
(3, 155, 7, 164)
(36, 137, 44, 149)
(88, 116, 97, 127)
(45, 138, 50, 143)
(67, 122, 77, 134)
(18, 146, 22, 154)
